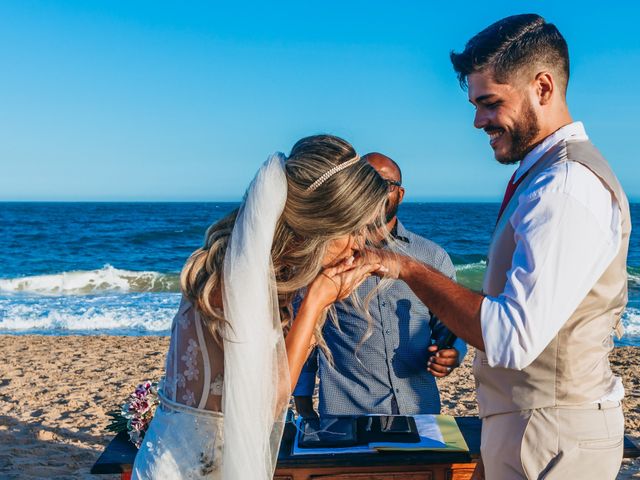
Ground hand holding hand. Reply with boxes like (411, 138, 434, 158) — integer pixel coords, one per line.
(427, 345, 459, 378)
(307, 256, 388, 310)
(362, 248, 402, 279)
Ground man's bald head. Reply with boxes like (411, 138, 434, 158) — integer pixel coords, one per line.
(362, 152, 404, 228)
(362, 152, 402, 184)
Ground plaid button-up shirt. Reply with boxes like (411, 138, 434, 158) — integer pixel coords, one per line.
(293, 221, 467, 415)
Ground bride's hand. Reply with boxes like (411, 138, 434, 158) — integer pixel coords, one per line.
(307, 257, 387, 310)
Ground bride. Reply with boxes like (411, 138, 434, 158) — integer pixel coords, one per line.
(132, 134, 390, 479)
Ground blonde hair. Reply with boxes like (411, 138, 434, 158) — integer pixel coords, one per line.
(180, 134, 389, 355)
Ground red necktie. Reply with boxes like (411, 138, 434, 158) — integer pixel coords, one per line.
(496, 171, 526, 224)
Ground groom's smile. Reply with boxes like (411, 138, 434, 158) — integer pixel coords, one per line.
(468, 71, 542, 165)
(487, 127, 505, 147)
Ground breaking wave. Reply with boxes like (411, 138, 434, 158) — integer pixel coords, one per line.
(0, 262, 638, 344)
(454, 261, 486, 291)
(0, 265, 179, 295)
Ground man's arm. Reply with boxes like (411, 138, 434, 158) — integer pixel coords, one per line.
(428, 247, 461, 346)
(386, 163, 621, 369)
(292, 346, 319, 419)
(426, 248, 468, 374)
(399, 257, 486, 351)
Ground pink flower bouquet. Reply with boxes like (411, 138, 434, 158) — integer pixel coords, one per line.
(107, 381, 160, 448)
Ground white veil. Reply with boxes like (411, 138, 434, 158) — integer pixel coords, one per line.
(222, 153, 291, 479)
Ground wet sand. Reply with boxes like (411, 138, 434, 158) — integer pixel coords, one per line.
(0, 335, 637, 479)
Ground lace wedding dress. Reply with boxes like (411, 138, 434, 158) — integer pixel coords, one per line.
(132, 299, 225, 479)
(132, 154, 290, 479)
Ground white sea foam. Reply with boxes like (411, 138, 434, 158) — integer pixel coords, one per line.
(454, 261, 487, 290)
(0, 263, 638, 343)
(0, 265, 179, 295)
(622, 307, 640, 336)
(455, 260, 487, 271)
(0, 292, 180, 335)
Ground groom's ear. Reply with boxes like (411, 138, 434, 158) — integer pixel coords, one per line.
(534, 71, 555, 106)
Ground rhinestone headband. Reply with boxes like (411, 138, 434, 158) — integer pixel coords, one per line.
(305, 155, 361, 192)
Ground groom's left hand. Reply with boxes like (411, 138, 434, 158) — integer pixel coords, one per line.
(427, 345, 459, 377)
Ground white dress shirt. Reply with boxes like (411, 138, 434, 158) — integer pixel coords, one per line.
(480, 121, 624, 402)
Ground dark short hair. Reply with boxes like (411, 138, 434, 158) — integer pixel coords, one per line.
(450, 14, 569, 92)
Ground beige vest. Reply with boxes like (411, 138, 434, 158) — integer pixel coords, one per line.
(474, 139, 631, 418)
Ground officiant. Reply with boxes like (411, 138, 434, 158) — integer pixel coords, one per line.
(294, 153, 466, 418)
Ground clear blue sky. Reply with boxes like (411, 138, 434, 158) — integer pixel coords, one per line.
(1, 1, 638, 201)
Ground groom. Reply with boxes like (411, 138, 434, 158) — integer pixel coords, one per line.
(373, 14, 630, 479)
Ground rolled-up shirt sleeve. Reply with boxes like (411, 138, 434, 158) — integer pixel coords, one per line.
(481, 162, 621, 370)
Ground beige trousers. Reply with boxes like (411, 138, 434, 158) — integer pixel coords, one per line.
(480, 402, 624, 480)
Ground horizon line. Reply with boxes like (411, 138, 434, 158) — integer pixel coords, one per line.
(2, 198, 640, 204)
(0, 198, 505, 204)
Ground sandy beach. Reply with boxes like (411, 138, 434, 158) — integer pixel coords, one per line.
(0, 335, 638, 479)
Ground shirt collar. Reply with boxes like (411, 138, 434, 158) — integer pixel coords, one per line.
(513, 121, 589, 183)
(392, 220, 410, 244)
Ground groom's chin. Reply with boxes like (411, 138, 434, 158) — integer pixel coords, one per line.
(494, 148, 521, 166)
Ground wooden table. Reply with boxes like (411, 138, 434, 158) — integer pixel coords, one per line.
(91, 416, 640, 480)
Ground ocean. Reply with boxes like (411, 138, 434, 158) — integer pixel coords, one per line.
(1, 202, 638, 346)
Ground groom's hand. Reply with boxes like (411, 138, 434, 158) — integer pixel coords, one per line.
(360, 248, 403, 279)
(308, 257, 387, 308)
(427, 345, 459, 377)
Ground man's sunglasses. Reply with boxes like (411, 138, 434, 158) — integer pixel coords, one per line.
(385, 179, 402, 189)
